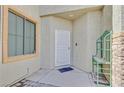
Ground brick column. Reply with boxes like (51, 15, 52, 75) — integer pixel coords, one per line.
(112, 32, 124, 86)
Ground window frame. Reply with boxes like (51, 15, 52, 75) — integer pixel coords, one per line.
(2, 6, 39, 63)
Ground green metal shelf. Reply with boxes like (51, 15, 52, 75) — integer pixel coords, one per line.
(92, 30, 112, 87)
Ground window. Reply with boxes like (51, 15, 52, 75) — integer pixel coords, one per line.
(3, 6, 39, 63)
(8, 12, 36, 57)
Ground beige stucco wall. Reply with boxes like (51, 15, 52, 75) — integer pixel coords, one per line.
(72, 5, 112, 72)
(41, 16, 72, 69)
(41, 17, 52, 69)
(0, 5, 41, 86)
(72, 14, 88, 71)
(102, 5, 112, 31)
(72, 11, 102, 72)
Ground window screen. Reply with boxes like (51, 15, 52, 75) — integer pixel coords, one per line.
(8, 11, 36, 57)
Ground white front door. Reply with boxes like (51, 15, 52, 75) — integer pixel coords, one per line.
(55, 30, 70, 66)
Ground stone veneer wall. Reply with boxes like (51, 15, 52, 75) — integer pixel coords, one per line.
(112, 32, 124, 86)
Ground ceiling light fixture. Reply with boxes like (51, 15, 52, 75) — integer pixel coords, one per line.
(69, 14, 74, 17)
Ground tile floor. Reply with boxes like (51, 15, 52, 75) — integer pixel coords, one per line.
(11, 66, 96, 87)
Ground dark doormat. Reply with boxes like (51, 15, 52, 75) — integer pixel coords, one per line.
(58, 67, 74, 73)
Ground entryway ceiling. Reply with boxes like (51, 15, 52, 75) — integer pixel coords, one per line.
(40, 5, 104, 21)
